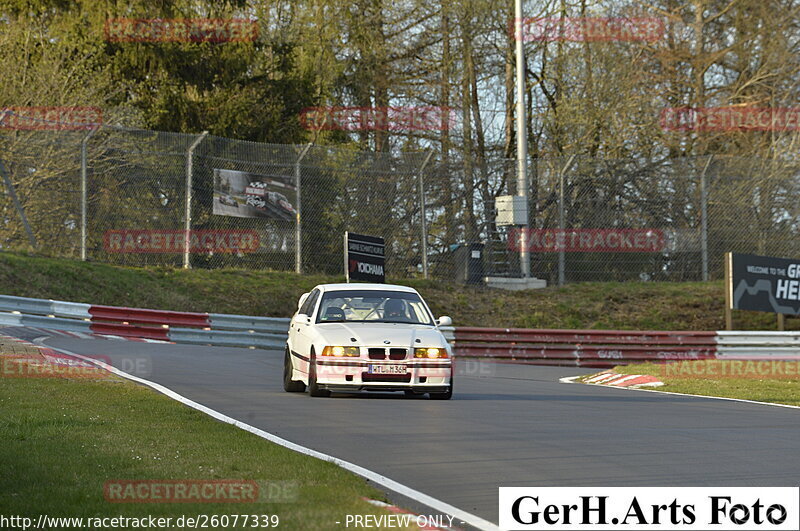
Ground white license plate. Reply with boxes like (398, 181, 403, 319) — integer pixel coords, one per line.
(368, 364, 407, 375)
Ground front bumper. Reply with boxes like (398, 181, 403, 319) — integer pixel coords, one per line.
(314, 359, 452, 392)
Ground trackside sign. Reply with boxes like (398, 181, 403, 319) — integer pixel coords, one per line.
(499, 487, 799, 530)
(727, 253, 800, 315)
(345, 232, 385, 283)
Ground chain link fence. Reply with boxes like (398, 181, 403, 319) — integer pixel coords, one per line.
(0, 114, 798, 285)
(513, 155, 800, 284)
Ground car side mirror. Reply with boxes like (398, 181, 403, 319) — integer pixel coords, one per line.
(436, 316, 452, 327)
(297, 293, 309, 311)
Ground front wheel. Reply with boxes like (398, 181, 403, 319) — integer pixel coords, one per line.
(308, 350, 330, 398)
(283, 348, 306, 393)
(429, 375, 453, 400)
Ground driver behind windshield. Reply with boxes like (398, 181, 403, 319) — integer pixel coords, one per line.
(383, 299, 410, 322)
(314, 291, 433, 325)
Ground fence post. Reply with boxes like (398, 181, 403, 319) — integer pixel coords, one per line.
(724, 251, 733, 330)
(295, 143, 313, 274)
(558, 155, 577, 286)
(700, 155, 713, 281)
(417, 150, 434, 279)
(183, 131, 208, 269)
(80, 126, 99, 261)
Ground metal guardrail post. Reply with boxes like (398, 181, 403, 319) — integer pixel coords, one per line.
(417, 150, 434, 279)
(183, 131, 208, 269)
(295, 143, 312, 274)
(80, 126, 100, 261)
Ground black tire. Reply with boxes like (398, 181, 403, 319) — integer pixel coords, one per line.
(283, 348, 306, 393)
(308, 349, 330, 398)
(429, 374, 453, 400)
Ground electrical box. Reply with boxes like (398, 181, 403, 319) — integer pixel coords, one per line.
(452, 243, 485, 284)
(495, 195, 528, 226)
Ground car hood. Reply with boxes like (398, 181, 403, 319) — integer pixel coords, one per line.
(315, 322, 447, 349)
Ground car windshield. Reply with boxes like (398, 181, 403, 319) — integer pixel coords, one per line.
(316, 290, 433, 325)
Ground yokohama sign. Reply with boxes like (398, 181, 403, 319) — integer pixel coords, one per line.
(509, 228, 666, 252)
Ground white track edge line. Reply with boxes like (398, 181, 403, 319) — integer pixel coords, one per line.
(37, 340, 500, 531)
(559, 374, 800, 410)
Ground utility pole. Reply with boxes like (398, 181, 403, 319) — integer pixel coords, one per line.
(515, 0, 530, 277)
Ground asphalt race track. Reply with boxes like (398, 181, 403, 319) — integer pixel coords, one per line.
(12, 328, 800, 528)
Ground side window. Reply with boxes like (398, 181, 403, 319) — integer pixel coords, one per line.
(300, 289, 320, 316)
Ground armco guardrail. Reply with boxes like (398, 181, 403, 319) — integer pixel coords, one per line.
(1, 294, 797, 361)
(453, 327, 718, 368)
(169, 329, 286, 349)
(89, 305, 210, 328)
(0, 294, 289, 349)
(716, 331, 800, 359)
(450, 326, 800, 368)
(0, 294, 91, 319)
(208, 313, 292, 334)
(439, 325, 455, 343)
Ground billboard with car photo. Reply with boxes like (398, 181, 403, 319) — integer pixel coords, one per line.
(213, 168, 297, 223)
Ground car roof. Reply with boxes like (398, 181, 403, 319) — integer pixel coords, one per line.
(316, 283, 418, 294)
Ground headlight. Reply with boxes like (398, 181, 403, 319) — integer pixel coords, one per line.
(321, 346, 359, 357)
(414, 347, 448, 359)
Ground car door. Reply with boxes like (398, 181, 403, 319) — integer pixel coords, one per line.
(290, 288, 320, 375)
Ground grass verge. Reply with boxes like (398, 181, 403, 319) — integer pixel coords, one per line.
(0, 251, 797, 331)
(0, 355, 410, 529)
(583, 361, 800, 407)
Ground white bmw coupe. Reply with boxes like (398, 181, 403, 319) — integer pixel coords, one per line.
(284, 283, 453, 399)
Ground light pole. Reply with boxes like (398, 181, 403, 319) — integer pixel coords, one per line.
(515, 0, 530, 277)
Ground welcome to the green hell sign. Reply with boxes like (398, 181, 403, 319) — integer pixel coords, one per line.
(775, 264, 800, 301)
(729, 253, 800, 315)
